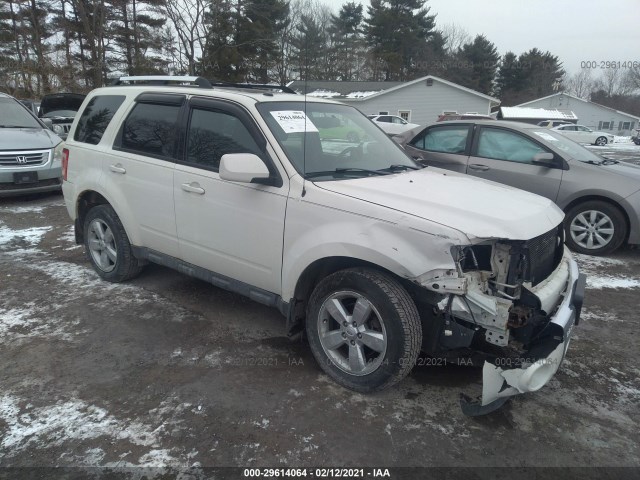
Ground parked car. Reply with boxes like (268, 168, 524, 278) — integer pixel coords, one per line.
(62, 76, 585, 415)
(536, 120, 572, 128)
(437, 112, 493, 122)
(552, 124, 614, 146)
(399, 120, 640, 255)
(367, 114, 420, 135)
(0, 93, 64, 197)
(39, 92, 86, 140)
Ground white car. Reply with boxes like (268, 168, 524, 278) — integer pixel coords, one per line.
(367, 114, 420, 135)
(552, 124, 614, 146)
(61, 76, 585, 416)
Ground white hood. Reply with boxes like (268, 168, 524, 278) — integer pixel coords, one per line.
(316, 168, 564, 241)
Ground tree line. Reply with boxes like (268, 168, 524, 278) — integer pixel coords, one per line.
(1, 0, 638, 115)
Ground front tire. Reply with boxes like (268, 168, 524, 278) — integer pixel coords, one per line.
(84, 205, 143, 282)
(564, 200, 626, 255)
(306, 268, 421, 392)
(595, 136, 608, 146)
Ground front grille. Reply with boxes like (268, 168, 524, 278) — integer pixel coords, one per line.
(504, 225, 564, 288)
(0, 150, 50, 167)
(525, 225, 564, 286)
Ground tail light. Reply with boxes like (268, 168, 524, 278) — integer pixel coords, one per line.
(62, 148, 69, 181)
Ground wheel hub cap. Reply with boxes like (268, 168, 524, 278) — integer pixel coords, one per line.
(570, 210, 614, 250)
(317, 291, 387, 376)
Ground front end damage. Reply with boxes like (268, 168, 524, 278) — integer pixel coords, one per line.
(417, 224, 586, 415)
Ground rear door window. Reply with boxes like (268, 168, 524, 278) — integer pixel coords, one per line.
(117, 102, 181, 159)
(74, 95, 126, 145)
(410, 125, 470, 154)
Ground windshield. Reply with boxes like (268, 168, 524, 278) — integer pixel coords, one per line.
(257, 101, 418, 180)
(530, 129, 605, 163)
(0, 97, 42, 128)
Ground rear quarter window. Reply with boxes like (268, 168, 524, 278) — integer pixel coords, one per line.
(74, 95, 126, 145)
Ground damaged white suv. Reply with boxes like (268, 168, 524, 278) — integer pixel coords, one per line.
(62, 76, 585, 415)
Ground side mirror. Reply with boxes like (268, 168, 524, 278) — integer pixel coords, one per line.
(41, 118, 53, 130)
(531, 152, 557, 168)
(219, 153, 270, 184)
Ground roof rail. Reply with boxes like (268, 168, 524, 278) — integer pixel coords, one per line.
(110, 75, 212, 88)
(209, 81, 297, 94)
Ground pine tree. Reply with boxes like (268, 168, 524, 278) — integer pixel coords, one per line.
(364, 0, 436, 81)
(444, 35, 499, 95)
(329, 2, 364, 81)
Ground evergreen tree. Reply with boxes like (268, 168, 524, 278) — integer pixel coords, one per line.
(364, 0, 436, 81)
(291, 13, 326, 80)
(445, 34, 498, 94)
(329, 2, 364, 81)
(496, 49, 564, 105)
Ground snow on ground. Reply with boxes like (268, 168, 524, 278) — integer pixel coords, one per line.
(0, 392, 201, 470)
(0, 224, 51, 248)
(574, 253, 640, 290)
(0, 205, 45, 214)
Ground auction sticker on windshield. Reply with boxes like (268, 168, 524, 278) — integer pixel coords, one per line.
(270, 111, 319, 133)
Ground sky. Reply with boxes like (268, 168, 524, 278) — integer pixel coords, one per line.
(324, 0, 639, 75)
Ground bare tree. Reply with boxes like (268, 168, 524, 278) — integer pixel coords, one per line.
(439, 22, 471, 55)
(159, 0, 208, 75)
(563, 68, 595, 99)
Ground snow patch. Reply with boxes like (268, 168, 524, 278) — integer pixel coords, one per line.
(345, 90, 379, 98)
(0, 205, 45, 214)
(586, 276, 640, 289)
(306, 89, 341, 98)
(0, 302, 83, 341)
(0, 394, 158, 453)
(0, 225, 51, 248)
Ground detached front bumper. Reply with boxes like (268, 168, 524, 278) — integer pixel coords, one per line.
(460, 257, 586, 416)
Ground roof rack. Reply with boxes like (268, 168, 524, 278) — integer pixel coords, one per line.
(208, 81, 297, 94)
(109, 76, 297, 94)
(110, 76, 212, 88)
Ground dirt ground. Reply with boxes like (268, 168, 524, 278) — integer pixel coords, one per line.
(1, 152, 639, 478)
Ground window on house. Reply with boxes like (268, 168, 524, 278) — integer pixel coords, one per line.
(378, 111, 389, 115)
(601, 121, 611, 130)
(621, 122, 631, 130)
(398, 111, 410, 122)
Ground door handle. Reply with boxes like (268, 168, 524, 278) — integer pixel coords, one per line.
(468, 164, 490, 172)
(109, 164, 126, 174)
(181, 182, 205, 195)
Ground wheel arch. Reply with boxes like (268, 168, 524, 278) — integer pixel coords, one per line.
(75, 190, 110, 243)
(286, 255, 434, 335)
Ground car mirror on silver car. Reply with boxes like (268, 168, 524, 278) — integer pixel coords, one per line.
(531, 152, 556, 168)
(219, 153, 270, 184)
(41, 118, 54, 130)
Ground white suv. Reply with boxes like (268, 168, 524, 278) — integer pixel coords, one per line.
(62, 76, 585, 415)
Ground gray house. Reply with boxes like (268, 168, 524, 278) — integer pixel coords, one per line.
(287, 75, 500, 126)
(517, 93, 639, 135)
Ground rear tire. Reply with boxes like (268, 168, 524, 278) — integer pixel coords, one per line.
(564, 200, 626, 255)
(306, 268, 421, 392)
(84, 205, 143, 282)
(595, 136, 607, 146)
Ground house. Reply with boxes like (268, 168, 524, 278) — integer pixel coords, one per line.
(497, 107, 578, 125)
(287, 76, 500, 126)
(516, 93, 639, 135)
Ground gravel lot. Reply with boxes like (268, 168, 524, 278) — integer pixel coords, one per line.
(1, 142, 639, 477)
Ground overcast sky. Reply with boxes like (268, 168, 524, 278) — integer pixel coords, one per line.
(324, 0, 639, 75)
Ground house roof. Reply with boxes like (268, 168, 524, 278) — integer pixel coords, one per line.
(517, 92, 640, 121)
(500, 106, 578, 121)
(287, 76, 501, 105)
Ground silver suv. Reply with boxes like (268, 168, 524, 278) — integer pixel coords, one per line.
(0, 93, 64, 197)
(62, 76, 585, 415)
